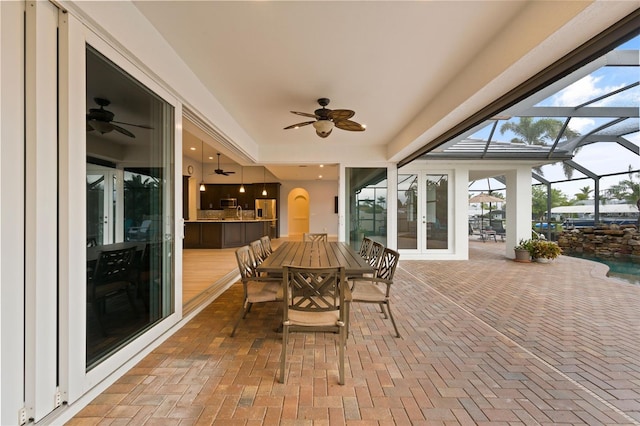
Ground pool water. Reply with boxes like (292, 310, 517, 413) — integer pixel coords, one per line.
(567, 253, 640, 286)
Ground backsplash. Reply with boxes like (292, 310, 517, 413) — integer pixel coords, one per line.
(197, 209, 255, 220)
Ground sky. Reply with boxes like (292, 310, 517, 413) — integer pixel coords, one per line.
(468, 34, 639, 202)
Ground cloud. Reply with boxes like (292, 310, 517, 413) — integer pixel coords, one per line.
(551, 74, 628, 107)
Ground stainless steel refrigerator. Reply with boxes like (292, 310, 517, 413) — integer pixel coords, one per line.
(255, 199, 276, 219)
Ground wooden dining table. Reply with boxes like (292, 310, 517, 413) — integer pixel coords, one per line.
(256, 241, 374, 276)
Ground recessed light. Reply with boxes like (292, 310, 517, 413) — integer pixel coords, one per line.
(208, 156, 213, 160)
(320, 164, 324, 168)
(318, 175, 323, 179)
(190, 147, 196, 151)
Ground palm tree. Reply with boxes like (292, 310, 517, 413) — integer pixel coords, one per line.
(574, 186, 593, 202)
(500, 117, 580, 178)
(606, 167, 640, 204)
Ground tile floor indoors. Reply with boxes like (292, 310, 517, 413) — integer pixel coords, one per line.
(68, 239, 640, 425)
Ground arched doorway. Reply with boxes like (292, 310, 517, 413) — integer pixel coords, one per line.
(288, 188, 310, 240)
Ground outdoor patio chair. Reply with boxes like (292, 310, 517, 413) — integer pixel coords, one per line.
(349, 247, 401, 337)
(279, 265, 350, 385)
(358, 236, 374, 260)
(303, 232, 328, 242)
(87, 247, 138, 336)
(260, 235, 273, 255)
(230, 245, 281, 337)
(250, 239, 268, 265)
(366, 241, 385, 270)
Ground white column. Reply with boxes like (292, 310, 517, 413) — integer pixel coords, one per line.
(505, 167, 532, 258)
(386, 163, 398, 250)
(454, 168, 470, 260)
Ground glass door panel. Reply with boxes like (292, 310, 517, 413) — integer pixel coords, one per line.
(425, 174, 449, 250)
(85, 45, 175, 369)
(345, 168, 388, 250)
(397, 174, 418, 249)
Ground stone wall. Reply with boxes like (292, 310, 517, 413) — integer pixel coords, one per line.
(557, 224, 640, 258)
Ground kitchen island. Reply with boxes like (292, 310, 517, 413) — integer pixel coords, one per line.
(184, 219, 277, 249)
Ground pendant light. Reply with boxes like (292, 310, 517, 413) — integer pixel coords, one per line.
(239, 166, 245, 193)
(199, 141, 206, 192)
(262, 166, 267, 196)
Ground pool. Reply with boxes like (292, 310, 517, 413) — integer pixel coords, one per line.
(567, 252, 640, 286)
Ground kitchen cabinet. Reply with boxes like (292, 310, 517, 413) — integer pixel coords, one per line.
(183, 220, 275, 249)
(200, 183, 281, 212)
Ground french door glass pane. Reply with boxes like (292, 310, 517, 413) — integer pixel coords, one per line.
(346, 168, 387, 250)
(85, 46, 175, 369)
(426, 174, 448, 250)
(397, 174, 418, 249)
(86, 173, 105, 246)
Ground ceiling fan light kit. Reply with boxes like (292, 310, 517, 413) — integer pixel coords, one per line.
(199, 141, 206, 192)
(284, 98, 365, 138)
(86, 97, 152, 138)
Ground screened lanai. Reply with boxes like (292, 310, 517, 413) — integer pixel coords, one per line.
(407, 31, 639, 235)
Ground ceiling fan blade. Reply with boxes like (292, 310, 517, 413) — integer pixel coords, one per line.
(284, 121, 315, 130)
(112, 120, 154, 130)
(328, 109, 355, 121)
(112, 124, 136, 138)
(335, 119, 366, 132)
(316, 128, 332, 138)
(86, 122, 95, 132)
(291, 111, 318, 118)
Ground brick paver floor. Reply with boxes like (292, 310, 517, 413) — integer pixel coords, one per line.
(68, 240, 640, 425)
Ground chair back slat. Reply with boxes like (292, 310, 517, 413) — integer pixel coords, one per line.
(260, 235, 273, 255)
(376, 248, 400, 280)
(235, 245, 257, 280)
(359, 237, 373, 259)
(93, 247, 136, 284)
(303, 233, 328, 242)
(367, 241, 385, 269)
(283, 266, 345, 313)
(250, 240, 268, 264)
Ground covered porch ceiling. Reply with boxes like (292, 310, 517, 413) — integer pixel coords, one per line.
(124, 1, 638, 181)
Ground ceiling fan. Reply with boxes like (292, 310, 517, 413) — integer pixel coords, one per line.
(213, 153, 236, 176)
(86, 97, 152, 138)
(284, 98, 366, 138)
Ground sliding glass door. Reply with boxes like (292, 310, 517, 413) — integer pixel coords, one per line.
(85, 46, 175, 368)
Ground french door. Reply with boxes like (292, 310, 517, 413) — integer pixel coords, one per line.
(86, 167, 121, 246)
(397, 171, 451, 253)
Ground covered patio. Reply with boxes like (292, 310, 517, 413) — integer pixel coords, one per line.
(69, 241, 640, 424)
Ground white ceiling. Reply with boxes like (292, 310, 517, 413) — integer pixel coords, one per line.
(128, 1, 634, 181)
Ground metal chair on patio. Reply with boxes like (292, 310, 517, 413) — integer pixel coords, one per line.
(279, 265, 350, 385)
(303, 232, 328, 242)
(359, 236, 374, 261)
(349, 247, 401, 337)
(230, 245, 281, 337)
(260, 235, 273, 255)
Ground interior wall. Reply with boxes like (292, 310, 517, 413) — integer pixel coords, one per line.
(279, 179, 339, 238)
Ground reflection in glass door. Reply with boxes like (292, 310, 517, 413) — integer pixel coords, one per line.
(397, 172, 450, 252)
(397, 174, 418, 249)
(425, 174, 448, 250)
(346, 168, 388, 250)
(85, 46, 175, 369)
(86, 168, 118, 246)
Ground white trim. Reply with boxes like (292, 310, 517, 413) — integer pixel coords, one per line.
(0, 2, 27, 424)
(25, 2, 60, 421)
(57, 15, 185, 408)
